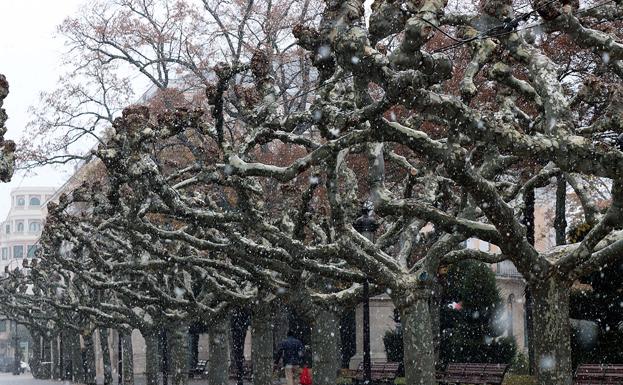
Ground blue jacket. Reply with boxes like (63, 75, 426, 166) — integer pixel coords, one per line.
(275, 336, 304, 366)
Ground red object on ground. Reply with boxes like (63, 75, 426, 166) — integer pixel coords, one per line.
(300, 366, 312, 385)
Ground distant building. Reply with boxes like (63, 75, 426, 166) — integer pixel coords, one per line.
(0, 187, 56, 273)
(0, 186, 57, 366)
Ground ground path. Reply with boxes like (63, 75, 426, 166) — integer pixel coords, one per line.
(0, 373, 271, 385)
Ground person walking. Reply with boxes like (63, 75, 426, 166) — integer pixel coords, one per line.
(274, 331, 304, 385)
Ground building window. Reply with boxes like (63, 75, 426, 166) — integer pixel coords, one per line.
(27, 245, 38, 258)
(29, 221, 41, 233)
(507, 294, 515, 337)
(16, 221, 24, 232)
(16, 196, 25, 207)
(29, 197, 41, 207)
(13, 245, 23, 259)
(0, 321, 6, 333)
(1, 248, 7, 260)
(5, 224, 9, 234)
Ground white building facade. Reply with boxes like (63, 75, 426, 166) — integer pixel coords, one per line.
(0, 187, 56, 273)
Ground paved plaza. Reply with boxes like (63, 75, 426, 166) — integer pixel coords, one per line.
(0, 373, 279, 385)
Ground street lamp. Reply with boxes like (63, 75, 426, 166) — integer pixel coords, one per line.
(353, 201, 378, 385)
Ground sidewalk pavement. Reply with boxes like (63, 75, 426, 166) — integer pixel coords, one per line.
(0, 373, 285, 385)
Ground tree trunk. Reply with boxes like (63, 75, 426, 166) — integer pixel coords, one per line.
(311, 309, 341, 385)
(121, 332, 135, 385)
(51, 335, 60, 379)
(30, 330, 42, 379)
(555, 176, 567, 246)
(208, 317, 231, 385)
(62, 332, 74, 380)
(400, 298, 436, 385)
(42, 335, 52, 379)
(70, 332, 85, 383)
(531, 277, 573, 385)
(169, 324, 189, 385)
(84, 331, 97, 385)
(145, 331, 161, 385)
(430, 280, 443, 366)
(99, 328, 113, 385)
(252, 309, 274, 385)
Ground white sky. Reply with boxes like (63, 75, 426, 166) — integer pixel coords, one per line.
(0, 0, 84, 218)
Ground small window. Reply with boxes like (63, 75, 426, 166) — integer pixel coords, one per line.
(5, 224, 9, 234)
(29, 221, 41, 233)
(13, 245, 23, 259)
(0, 321, 6, 333)
(1, 248, 7, 260)
(27, 245, 38, 258)
(29, 197, 41, 207)
(16, 196, 25, 207)
(16, 222, 24, 232)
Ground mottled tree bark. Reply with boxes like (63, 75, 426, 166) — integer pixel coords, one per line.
(145, 331, 161, 385)
(41, 336, 52, 379)
(99, 328, 113, 385)
(430, 281, 442, 366)
(71, 332, 86, 382)
(400, 298, 436, 385)
(51, 335, 60, 379)
(84, 331, 97, 385)
(311, 309, 341, 385)
(208, 318, 231, 385)
(555, 176, 567, 246)
(531, 277, 573, 385)
(169, 324, 189, 385)
(121, 332, 135, 385)
(30, 330, 42, 379)
(252, 309, 273, 385)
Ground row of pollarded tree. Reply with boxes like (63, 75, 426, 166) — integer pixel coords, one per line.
(2, 1, 623, 385)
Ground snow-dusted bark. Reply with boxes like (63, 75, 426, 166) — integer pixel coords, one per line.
(311, 309, 341, 385)
(144, 331, 161, 385)
(99, 328, 113, 385)
(84, 331, 98, 385)
(251, 308, 273, 385)
(531, 277, 573, 385)
(121, 332, 135, 385)
(0, 74, 15, 182)
(170, 323, 189, 385)
(208, 317, 230, 385)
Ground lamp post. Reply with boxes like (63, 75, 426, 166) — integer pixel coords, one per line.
(353, 202, 378, 385)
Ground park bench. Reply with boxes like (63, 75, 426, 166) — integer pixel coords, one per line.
(436, 363, 509, 384)
(189, 359, 207, 378)
(574, 364, 623, 385)
(344, 361, 400, 383)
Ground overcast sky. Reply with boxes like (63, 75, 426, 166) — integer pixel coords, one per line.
(0, 0, 84, 218)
